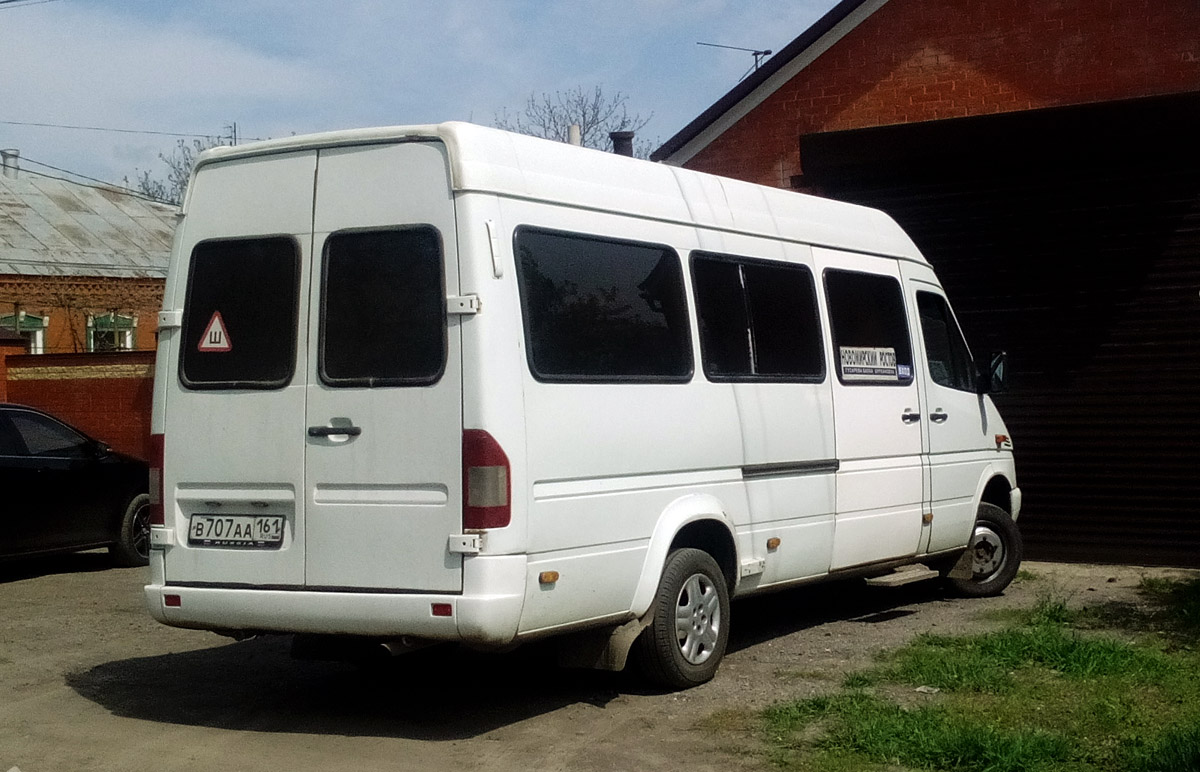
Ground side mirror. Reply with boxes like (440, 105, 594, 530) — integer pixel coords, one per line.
(978, 351, 1008, 394)
(93, 440, 113, 458)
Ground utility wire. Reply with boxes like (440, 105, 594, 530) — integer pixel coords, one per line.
(0, 119, 243, 141)
(0, 0, 65, 8)
(6, 161, 171, 206)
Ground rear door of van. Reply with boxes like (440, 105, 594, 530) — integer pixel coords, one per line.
(165, 140, 463, 593)
(303, 142, 463, 591)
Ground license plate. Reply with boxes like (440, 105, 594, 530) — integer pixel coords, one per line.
(188, 514, 284, 549)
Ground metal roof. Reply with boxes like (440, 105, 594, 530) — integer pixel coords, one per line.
(0, 174, 177, 279)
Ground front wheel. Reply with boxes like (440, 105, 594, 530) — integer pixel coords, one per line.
(945, 503, 1023, 597)
(634, 548, 730, 689)
(110, 493, 150, 567)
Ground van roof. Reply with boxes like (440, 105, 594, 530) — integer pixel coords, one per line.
(194, 122, 924, 262)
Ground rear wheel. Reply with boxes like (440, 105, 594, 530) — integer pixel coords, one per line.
(110, 493, 150, 567)
(634, 548, 730, 689)
(946, 503, 1022, 597)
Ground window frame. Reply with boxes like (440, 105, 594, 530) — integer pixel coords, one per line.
(690, 251, 826, 384)
(916, 290, 978, 393)
(316, 225, 448, 389)
(179, 235, 302, 391)
(822, 267, 916, 387)
(0, 312, 47, 354)
(87, 312, 136, 352)
(513, 225, 694, 385)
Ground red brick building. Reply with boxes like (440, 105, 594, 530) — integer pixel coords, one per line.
(655, 0, 1200, 566)
(0, 166, 174, 355)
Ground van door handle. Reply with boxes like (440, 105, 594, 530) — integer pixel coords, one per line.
(901, 410, 921, 424)
(308, 425, 362, 437)
(930, 410, 949, 423)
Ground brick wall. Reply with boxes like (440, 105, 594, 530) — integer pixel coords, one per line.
(0, 340, 25, 401)
(0, 275, 164, 354)
(686, 0, 1200, 187)
(5, 352, 154, 460)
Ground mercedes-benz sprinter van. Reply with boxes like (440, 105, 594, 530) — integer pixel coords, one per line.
(146, 123, 1021, 688)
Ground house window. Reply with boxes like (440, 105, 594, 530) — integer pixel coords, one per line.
(88, 313, 136, 352)
(0, 312, 48, 354)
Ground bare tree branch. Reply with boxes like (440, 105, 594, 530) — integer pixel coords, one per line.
(495, 86, 654, 158)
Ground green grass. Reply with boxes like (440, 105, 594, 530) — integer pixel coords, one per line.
(753, 576, 1200, 772)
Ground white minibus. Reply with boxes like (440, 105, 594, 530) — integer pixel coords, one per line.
(146, 122, 1021, 688)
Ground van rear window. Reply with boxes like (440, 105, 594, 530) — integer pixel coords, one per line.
(180, 237, 300, 390)
(319, 227, 446, 387)
(515, 227, 692, 382)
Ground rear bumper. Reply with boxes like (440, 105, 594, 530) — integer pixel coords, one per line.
(145, 554, 527, 646)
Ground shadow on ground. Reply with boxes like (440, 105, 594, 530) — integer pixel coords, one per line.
(0, 550, 117, 584)
(66, 576, 953, 740)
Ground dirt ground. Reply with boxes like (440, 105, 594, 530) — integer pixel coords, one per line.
(1, 554, 1195, 772)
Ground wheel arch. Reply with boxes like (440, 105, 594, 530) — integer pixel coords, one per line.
(629, 494, 738, 618)
(979, 472, 1014, 515)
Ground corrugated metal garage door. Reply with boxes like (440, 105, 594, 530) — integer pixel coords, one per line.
(801, 92, 1200, 566)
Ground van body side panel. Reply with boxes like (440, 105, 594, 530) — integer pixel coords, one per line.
(814, 248, 926, 570)
(505, 204, 749, 633)
(303, 142, 463, 592)
(689, 234, 837, 589)
(161, 151, 316, 588)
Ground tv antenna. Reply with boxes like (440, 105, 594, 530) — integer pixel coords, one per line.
(697, 41, 773, 80)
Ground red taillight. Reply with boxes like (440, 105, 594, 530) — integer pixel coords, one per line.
(149, 433, 165, 526)
(462, 429, 511, 529)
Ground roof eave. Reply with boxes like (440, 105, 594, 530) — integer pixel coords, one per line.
(651, 0, 884, 165)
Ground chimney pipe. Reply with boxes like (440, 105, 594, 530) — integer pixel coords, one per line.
(568, 124, 582, 146)
(1, 149, 18, 179)
(609, 131, 635, 157)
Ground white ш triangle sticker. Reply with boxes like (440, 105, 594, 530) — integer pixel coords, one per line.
(197, 311, 232, 352)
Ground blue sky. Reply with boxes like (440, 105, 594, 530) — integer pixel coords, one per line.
(3, 0, 840, 193)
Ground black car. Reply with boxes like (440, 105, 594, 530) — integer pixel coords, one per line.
(0, 404, 150, 566)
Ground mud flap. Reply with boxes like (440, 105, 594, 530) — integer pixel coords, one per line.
(556, 612, 654, 672)
(947, 546, 976, 580)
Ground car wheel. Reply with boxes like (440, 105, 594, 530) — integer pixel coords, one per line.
(110, 493, 151, 567)
(634, 547, 730, 689)
(946, 503, 1023, 597)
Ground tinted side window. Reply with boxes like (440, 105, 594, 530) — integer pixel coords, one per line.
(181, 237, 300, 389)
(824, 269, 914, 385)
(8, 411, 90, 457)
(692, 254, 824, 381)
(917, 291, 976, 392)
(320, 228, 446, 387)
(515, 227, 692, 382)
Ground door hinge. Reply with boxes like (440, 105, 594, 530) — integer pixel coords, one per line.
(448, 534, 482, 554)
(447, 295, 481, 315)
(158, 310, 183, 329)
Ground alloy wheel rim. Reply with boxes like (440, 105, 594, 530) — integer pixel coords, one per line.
(674, 573, 721, 665)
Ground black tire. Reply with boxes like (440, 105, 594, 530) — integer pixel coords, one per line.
(110, 493, 150, 567)
(634, 548, 730, 689)
(946, 502, 1022, 597)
